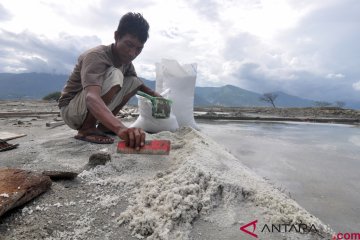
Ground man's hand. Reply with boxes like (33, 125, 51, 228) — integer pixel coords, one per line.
(117, 127, 146, 150)
(153, 92, 162, 98)
(139, 84, 162, 98)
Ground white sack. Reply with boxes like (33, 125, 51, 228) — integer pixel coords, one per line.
(156, 59, 198, 129)
(155, 62, 164, 94)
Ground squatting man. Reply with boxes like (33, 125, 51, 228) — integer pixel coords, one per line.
(58, 12, 161, 149)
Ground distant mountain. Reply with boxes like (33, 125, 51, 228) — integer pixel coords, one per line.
(0, 72, 68, 99)
(194, 85, 264, 107)
(1, 72, 358, 109)
(270, 91, 315, 107)
(346, 100, 360, 110)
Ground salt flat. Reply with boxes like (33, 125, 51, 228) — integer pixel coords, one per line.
(0, 101, 334, 239)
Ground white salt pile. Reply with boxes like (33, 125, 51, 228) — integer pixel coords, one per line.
(117, 165, 220, 239)
(90, 127, 333, 239)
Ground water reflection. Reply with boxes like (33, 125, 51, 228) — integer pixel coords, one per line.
(349, 135, 360, 147)
(197, 120, 360, 233)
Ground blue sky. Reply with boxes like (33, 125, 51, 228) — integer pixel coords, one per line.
(0, 0, 359, 104)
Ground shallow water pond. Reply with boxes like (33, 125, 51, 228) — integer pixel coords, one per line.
(197, 120, 360, 233)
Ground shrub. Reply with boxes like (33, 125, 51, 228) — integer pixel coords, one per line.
(43, 91, 61, 101)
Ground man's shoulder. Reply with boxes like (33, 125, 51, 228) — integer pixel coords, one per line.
(80, 45, 110, 58)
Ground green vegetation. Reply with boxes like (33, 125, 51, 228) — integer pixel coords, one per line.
(43, 91, 61, 101)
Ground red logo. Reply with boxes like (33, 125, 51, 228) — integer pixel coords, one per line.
(240, 220, 258, 238)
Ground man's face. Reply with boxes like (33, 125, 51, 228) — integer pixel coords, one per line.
(114, 33, 144, 64)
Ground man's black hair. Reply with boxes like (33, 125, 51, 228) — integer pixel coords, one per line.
(117, 12, 149, 43)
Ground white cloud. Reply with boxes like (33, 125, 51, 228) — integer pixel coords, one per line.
(0, 0, 359, 103)
(353, 81, 360, 91)
(0, 29, 101, 73)
(326, 73, 345, 79)
(0, 3, 12, 21)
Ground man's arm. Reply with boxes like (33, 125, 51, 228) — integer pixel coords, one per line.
(126, 63, 161, 97)
(138, 84, 162, 97)
(84, 85, 145, 149)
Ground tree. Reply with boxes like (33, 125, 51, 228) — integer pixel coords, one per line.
(259, 93, 278, 108)
(334, 101, 346, 108)
(43, 91, 61, 101)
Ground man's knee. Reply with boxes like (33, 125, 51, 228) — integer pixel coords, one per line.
(101, 67, 124, 96)
(106, 76, 143, 111)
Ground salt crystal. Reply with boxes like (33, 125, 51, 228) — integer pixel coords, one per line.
(53, 203, 62, 208)
(0, 193, 9, 198)
(35, 206, 42, 211)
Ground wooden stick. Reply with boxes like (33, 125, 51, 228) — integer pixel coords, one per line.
(46, 121, 65, 128)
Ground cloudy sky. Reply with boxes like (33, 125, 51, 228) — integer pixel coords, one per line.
(0, 0, 359, 103)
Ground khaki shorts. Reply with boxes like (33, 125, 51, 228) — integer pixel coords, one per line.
(60, 67, 143, 130)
